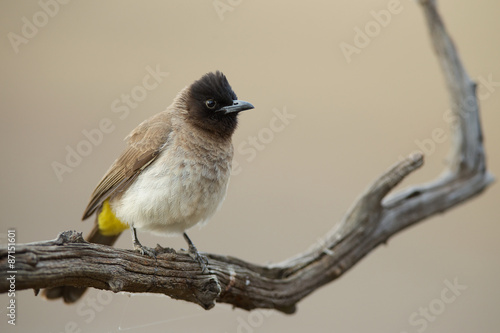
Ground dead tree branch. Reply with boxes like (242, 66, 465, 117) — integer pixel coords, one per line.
(0, 0, 493, 314)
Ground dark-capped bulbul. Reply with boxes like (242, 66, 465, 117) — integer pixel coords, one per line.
(43, 71, 254, 303)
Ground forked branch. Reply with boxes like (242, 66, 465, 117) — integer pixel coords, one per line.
(0, 0, 493, 314)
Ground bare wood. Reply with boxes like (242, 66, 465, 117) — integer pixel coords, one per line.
(0, 0, 493, 314)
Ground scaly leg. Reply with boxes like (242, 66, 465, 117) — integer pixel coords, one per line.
(183, 232, 208, 273)
(131, 226, 156, 258)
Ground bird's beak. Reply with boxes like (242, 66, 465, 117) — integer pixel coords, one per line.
(216, 100, 254, 114)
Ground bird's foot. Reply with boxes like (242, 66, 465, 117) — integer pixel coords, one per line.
(183, 233, 209, 273)
(131, 226, 156, 258)
(187, 248, 209, 273)
(133, 242, 157, 258)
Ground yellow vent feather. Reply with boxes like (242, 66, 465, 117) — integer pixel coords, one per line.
(98, 200, 129, 236)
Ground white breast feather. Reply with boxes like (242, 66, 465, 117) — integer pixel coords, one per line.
(112, 143, 232, 236)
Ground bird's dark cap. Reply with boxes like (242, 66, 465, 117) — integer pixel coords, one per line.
(189, 71, 237, 106)
(186, 71, 252, 139)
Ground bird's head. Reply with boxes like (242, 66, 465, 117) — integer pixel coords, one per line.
(185, 71, 254, 138)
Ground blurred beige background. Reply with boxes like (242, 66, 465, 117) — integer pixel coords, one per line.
(1, 1, 499, 332)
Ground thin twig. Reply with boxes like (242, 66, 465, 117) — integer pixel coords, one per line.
(0, 0, 493, 313)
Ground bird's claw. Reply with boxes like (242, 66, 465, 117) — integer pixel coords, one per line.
(181, 245, 209, 273)
(134, 243, 157, 258)
(189, 249, 209, 273)
(182, 232, 209, 273)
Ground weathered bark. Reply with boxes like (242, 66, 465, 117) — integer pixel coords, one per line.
(0, 0, 493, 314)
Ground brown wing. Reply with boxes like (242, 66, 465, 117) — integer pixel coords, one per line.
(82, 111, 172, 220)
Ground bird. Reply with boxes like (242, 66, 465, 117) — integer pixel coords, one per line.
(42, 71, 254, 303)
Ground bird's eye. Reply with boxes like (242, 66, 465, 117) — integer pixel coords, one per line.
(205, 99, 216, 109)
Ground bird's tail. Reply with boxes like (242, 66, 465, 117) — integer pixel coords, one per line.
(41, 223, 122, 303)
